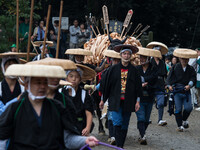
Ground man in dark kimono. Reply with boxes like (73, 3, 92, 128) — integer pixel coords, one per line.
(166, 49, 197, 132)
(99, 45, 142, 148)
(0, 64, 98, 150)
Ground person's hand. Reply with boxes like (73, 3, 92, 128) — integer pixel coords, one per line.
(142, 82, 148, 87)
(185, 85, 190, 91)
(99, 100, 104, 109)
(135, 101, 140, 112)
(169, 86, 173, 91)
(82, 127, 91, 136)
(85, 136, 99, 147)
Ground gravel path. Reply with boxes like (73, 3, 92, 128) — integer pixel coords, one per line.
(90, 106, 200, 150)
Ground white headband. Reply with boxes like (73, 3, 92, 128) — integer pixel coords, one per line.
(66, 67, 83, 77)
(120, 49, 132, 54)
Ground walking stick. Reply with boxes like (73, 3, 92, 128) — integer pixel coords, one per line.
(16, 0, 19, 52)
(102, 5, 109, 35)
(27, 0, 34, 61)
(42, 2, 51, 59)
(56, 0, 63, 58)
(120, 9, 133, 38)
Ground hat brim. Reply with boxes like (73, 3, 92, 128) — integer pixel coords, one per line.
(146, 42, 168, 55)
(27, 58, 77, 70)
(114, 44, 139, 54)
(103, 49, 121, 59)
(59, 80, 72, 86)
(0, 52, 36, 58)
(173, 49, 198, 59)
(76, 64, 96, 81)
(137, 47, 162, 58)
(65, 49, 93, 56)
(33, 41, 54, 47)
(5, 64, 66, 78)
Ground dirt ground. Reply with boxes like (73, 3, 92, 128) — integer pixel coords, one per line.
(90, 106, 200, 150)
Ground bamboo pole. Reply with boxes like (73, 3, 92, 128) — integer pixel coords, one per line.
(26, 0, 34, 61)
(16, 0, 19, 52)
(56, 0, 63, 58)
(41, 4, 51, 59)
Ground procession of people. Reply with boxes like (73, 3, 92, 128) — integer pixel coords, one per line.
(0, 3, 200, 150)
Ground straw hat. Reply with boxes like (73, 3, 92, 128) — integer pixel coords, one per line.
(76, 64, 96, 81)
(173, 48, 198, 59)
(65, 49, 93, 56)
(0, 52, 36, 58)
(137, 47, 162, 58)
(146, 41, 168, 55)
(5, 64, 66, 78)
(114, 44, 139, 54)
(103, 49, 121, 59)
(33, 41, 54, 47)
(27, 58, 77, 70)
(59, 80, 72, 86)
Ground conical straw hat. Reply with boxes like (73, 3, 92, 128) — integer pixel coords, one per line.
(0, 52, 36, 58)
(146, 41, 168, 55)
(173, 48, 198, 59)
(76, 64, 96, 81)
(5, 64, 66, 78)
(59, 80, 72, 86)
(33, 41, 54, 47)
(65, 49, 93, 56)
(27, 58, 77, 70)
(103, 49, 121, 59)
(137, 47, 162, 58)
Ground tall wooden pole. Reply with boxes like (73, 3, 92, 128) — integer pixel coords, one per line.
(56, 0, 63, 58)
(16, 0, 19, 52)
(27, 0, 34, 61)
(42, 4, 51, 59)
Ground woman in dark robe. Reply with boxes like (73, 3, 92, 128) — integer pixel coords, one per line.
(166, 49, 197, 132)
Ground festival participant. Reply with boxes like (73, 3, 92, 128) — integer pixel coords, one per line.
(99, 44, 142, 148)
(32, 44, 53, 61)
(99, 50, 121, 145)
(167, 49, 197, 132)
(135, 47, 161, 145)
(0, 64, 98, 149)
(27, 58, 78, 124)
(147, 41, 168, 126)
(65, 48, 106, 72)
(10, 44, 17, 52)
(0, 52, 25, 105)
(62, 64, 96, 136)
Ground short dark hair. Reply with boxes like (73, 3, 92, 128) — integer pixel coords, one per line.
(54, 20, 59, 25)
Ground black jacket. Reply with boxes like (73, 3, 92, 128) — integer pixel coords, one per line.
(166, 63, 196, 86)
(100, 62, 142, 112)
(136, 64, 158, 103)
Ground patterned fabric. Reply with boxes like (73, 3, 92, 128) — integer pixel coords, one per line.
(121, 69, 128, 100)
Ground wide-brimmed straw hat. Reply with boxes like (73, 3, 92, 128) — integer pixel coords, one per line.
(103, 49, 121, 59)
(5, 64, 66, 78)
(33, 41, 54, 47)
(137, 47, 162, 58)
(173, 48, 198, 59)
(0, 52, 36, 58)
(146, 41, 168, 55)
(19, 58, 27, 64)
(65, 49, 93, 56)
(59, 80, 72, 86)
(114, 44, 139, 54)
(27, 58, 77, 70)
(75, 64, 96, 81)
